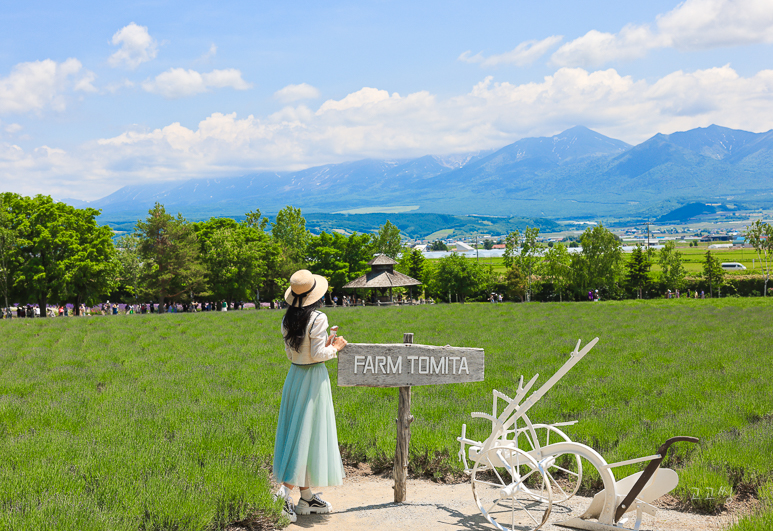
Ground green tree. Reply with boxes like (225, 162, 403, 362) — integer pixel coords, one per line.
(2, 194, 117, 314)
(543, 244, 572, 302)
(201, 225, 268, 306)
(194, 214, 274, 305)
(136, 203, 206, 312)
(427, 254, 482, 303)
(192, 217, 239, 252)
(272, 206, 310, 269)
(504, 266, 526, 302)
(503, 227, 542, 302)
(398, 248, 426, 284)
(0, 197, 16, 312)
(307, 232, 350, 293)
(59, 207, 119, 312)
(483, 239, 494, 250)
(428, 240, 448, 251)
(702, 250, 725, 298)
(745, 220, 773, 296)
(4, 194, 69, 312)
(307, 231, 373, 296)
(242, 210, 285, 304)
(116, 234, 144, 304)
(658, 241, 686, 292)
(373, 220, 402, 258)
(396, 247, 427, 300)
(574, 224, 624, 298)
(626, 244, 651, 299)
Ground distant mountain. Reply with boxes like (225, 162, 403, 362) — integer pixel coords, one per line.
(656, 202, 719, 222)
(446, 125, 630, 179)
(664, 124, 759, 160)
(68, 125, 773, 221)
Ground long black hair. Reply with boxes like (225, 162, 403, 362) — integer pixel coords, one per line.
(283, 297, 324, 352)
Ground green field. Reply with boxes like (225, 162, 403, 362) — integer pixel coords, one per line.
(441, 243, 770, 276)
(2, 300, 772, 530)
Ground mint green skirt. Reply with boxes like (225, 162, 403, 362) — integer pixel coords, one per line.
(273, 363, 345, 487)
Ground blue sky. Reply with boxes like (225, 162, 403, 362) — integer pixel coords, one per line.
(2, 0, 773, 200)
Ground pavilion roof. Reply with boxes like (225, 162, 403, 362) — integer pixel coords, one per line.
(342, 269, 421, 289)
(368, 254, 397, 266)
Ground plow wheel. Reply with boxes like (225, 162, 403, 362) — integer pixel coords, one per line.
(471, 444, 552, 531)
(516, 424, 583, 502)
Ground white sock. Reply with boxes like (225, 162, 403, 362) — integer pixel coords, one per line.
(279, 485, 292, 500)
(300, 488, 313, 501)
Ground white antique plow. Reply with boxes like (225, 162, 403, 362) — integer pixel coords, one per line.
(457, 338, 698, 531)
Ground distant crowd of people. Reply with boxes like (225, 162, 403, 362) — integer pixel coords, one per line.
(666, 289, 706, 299)
(0, 300, 250, 318)
(271, 293, 435, 308)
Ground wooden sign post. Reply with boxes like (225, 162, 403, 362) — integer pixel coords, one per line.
(338, 333, 485, 503)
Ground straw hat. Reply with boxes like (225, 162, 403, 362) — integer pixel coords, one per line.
(284, 270, 329, 307)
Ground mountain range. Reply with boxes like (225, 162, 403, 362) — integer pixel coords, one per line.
(64, 124, 773, 221)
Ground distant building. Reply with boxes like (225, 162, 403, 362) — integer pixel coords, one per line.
(452, 242, 475, 252)
(701, 235, 732, 242)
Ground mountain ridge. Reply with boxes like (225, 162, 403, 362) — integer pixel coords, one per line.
(62, 124, 773, 220)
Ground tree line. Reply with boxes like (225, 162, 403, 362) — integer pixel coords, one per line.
(1, 193, 771, 316)
(415, 223, 772, 302)
(0, 194, 405, 314)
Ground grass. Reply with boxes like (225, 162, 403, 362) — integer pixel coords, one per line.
(1, 299, 772, 529)
(725, 480, 773, 531)
(424, 228, 455, 241)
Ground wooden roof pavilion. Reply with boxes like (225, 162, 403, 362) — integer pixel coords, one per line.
(342, 255, 421, 290)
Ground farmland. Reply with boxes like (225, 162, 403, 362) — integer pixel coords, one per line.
(1, 299, 772, 530)
(448, 242, 769, 275)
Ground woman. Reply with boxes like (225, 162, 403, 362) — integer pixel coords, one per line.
(273, 269, 347, 522)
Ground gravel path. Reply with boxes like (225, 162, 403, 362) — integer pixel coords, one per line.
(287, 473, 734, 531)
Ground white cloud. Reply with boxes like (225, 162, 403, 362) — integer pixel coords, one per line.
(274, 83, 321, 103)
(108, 23, 158, 69)
(200, 43, 217, 61)
(552, 0, 773, 67)
(459, 35, 563, 67)
(4, 123, 23, 134)
(317, 87, 398, 113)
(141, 68, 251, 98)
(552, 25, 664, 67)
(74, 70, 98, 92)
(0, 58, 84, 114)
(658, 0, 773, 49)
(6, 65, 773, 199)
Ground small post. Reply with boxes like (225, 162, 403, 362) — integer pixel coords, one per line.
(394, 332, 414, 503)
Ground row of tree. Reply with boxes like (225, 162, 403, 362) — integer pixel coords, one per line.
(0, 194, 405, 314)
(418, 222, 772, 302)
(2, 193, 771, 315)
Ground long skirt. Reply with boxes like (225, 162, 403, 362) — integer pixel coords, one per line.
(273, 363, 345, 487)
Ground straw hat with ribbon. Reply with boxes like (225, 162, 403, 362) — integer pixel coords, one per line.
(284, 270, 329, 308)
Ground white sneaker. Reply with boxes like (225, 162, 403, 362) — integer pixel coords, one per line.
(274, 487, 297, 523)
(296, 492, 332, 515)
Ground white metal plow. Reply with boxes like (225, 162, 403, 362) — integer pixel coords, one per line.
(457, 338, 698, 531)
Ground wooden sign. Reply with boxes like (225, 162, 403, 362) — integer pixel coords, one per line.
(337, 333, 485, 504)
(338, 343, 485, 387)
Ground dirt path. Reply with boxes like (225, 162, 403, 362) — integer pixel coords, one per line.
(287, 473, 734, 531)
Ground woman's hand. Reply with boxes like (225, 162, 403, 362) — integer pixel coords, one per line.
(332, 336, 348, 351)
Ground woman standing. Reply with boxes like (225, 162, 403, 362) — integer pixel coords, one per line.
(273, 270, 347, 522)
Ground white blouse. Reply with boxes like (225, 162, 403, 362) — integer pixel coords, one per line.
(282, 310, 338, 365)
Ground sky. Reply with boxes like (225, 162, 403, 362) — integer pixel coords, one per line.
(2, 0, 773, 200)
